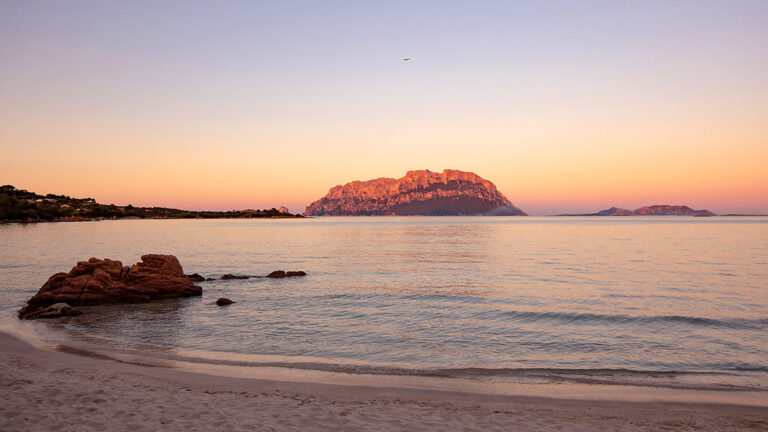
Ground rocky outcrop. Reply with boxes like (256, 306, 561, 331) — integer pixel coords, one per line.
(221, 274, 249, 280)
(266, 270, 307, 278)
(18, 254, 202, 319)
(187, 273, 205, 282)
(595, 207, 634, 216)
(304, 169, 526, 216)
(596, 205, 715, 216)
(210, 271, 309, 280)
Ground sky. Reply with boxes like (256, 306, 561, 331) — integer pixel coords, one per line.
(1, 0, 767, 215)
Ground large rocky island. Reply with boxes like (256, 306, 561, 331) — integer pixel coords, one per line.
(304, 169, 526, 216)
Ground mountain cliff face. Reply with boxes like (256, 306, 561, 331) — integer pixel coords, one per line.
(596, 205, 715, 216)
(304, 169, 526, 216)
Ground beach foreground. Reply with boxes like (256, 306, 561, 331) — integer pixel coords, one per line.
(1, 332, 766, 431)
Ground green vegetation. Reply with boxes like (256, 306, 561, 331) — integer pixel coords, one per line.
(0, 185, 301, 223)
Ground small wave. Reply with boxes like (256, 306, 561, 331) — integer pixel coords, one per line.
(186, 362, 768, 391)
(727, 365, 768, 373)
(481, 310, 767, 330)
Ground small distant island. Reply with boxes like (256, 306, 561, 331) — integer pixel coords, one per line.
(560, 205, 716, 217)
(0, 185, 302, 224)
(304, 169, 526, 216)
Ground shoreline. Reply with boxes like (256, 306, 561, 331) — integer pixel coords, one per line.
(0, 214, 306, 225)
(13, 317, 768, 405)
(2, 331, 766, 431)
(33, 324, 768, 405)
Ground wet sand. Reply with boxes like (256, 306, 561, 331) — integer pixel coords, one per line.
(1, 332, 766, 431)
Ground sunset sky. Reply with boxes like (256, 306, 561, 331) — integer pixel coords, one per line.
(1, 1, 767, 215)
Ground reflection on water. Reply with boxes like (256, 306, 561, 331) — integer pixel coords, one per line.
(1, 217, 767, 394)
(52, 298, 197, 348)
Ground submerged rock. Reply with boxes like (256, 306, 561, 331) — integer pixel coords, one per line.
(285, 271, 307, 277)
(216, 298, 234, 306)
(19, 303, 82, 320)
(17, 254, 202, 319)
(221, 274, 249, 280)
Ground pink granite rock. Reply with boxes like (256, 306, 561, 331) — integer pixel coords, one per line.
(304, 169, 526, 216)
(18, 254, 201, 319)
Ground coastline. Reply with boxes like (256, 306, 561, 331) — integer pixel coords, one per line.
(2, 331, 766, 431)
(0, 214, 305, 225)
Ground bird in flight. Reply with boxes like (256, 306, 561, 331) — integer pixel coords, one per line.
(403, 58, 410, 61)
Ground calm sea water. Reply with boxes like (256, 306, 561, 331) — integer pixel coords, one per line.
(1, 217, 767, 394)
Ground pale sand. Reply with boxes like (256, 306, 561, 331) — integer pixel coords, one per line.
(1, 332, 767, 431)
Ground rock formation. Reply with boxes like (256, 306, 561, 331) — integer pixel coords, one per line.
(18, 254, 202, 319)
(187, 273, 206, 282)
(596, 205, 715, 216)
(304, 169, 526, 216)
(594, 207, 634, 216)
(216, 298, 234, 306)
(221, 274, 249, 280)
(266, 270, 307, 278)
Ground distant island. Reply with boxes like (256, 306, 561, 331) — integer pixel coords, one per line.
(560, 205, 716, 217)
(0, 185, 302, 223)
(304, 169, 526, 216)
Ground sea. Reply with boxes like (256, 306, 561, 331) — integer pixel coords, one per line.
(1, 217, 767, 404)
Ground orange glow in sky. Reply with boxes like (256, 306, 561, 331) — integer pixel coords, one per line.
(1, 2, 767, 215)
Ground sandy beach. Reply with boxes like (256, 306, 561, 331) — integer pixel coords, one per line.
(1, 331, 766, 431)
